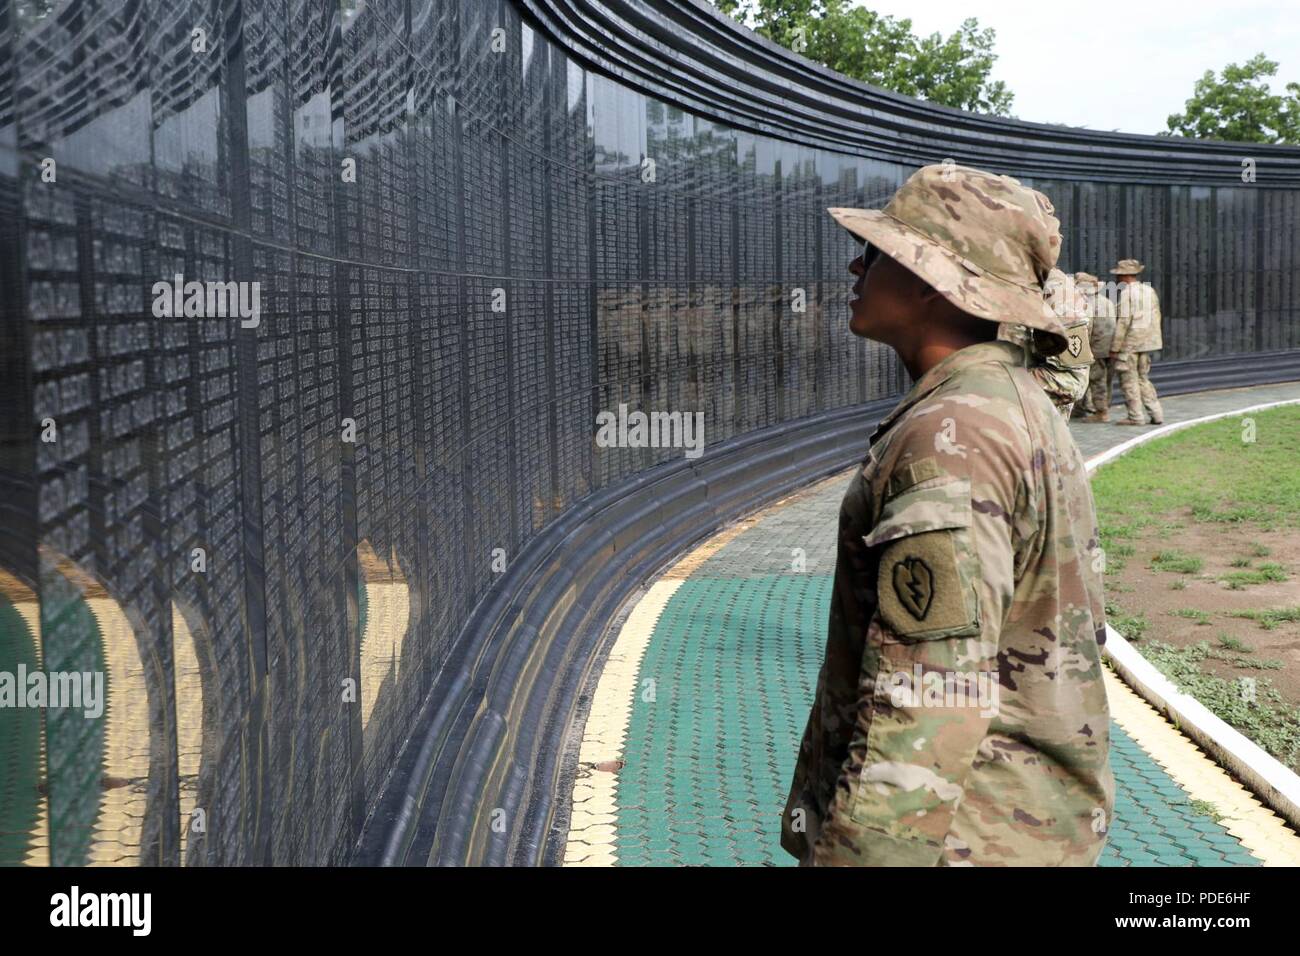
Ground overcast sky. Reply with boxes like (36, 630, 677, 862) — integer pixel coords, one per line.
(851, 0, 1300, 135)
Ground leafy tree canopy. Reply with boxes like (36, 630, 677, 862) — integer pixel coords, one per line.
(1164, 53, 1300, 144)
(711, 0, 1014, 116)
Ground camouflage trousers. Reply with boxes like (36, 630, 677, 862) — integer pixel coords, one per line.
(1086, 358, 1114, 415)
(1113, 352, 1163, 423)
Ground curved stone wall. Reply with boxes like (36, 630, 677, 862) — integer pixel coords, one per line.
(0, 0, 1298, 866)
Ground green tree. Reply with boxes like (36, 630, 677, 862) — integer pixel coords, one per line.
(1164, 54, 1300, 145)
(711, 0, 1014, 116)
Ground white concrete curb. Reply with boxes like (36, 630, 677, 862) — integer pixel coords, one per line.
(1086, 398, 1300, 829)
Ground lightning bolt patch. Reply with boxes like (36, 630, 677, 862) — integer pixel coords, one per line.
(892, 556, 934, 620)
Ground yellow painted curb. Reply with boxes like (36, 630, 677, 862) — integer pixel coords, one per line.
(563, 578, 681, 865)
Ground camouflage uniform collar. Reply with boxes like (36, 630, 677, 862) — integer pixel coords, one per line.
(871, 341, 1025, 445)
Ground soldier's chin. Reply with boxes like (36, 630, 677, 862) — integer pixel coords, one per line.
(848, 310, 873, 339)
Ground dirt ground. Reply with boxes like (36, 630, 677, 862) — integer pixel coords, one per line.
(1106, 518, 1300, 706)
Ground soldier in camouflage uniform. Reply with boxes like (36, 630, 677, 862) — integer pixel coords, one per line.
(1108, 258, 1164, 425)
(1075, 272, 1117, 420)
(999, 268, 1092, 420)
(781, 164, 1114, 866)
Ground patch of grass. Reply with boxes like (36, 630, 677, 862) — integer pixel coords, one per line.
(1205, 637, 1278, 669)
(1138, 641, 1300, 773)
(1100, 521, 1147, 541)
(1099, 531, 1133, 576)
(1216, 634, 1251, 653)
(1221, 563, 1287, 589)
(1110, 610, 1150, 642)
(1170, 608, 1212, 626)
(1186, 799, 1226, 823)
(1093, 409, 1300, 772)
(1092, 405, 1300, 531)
(1151, 550, 1204, 574)
(1220, 656, 1283, 671)
(1227, 607, 1300, 630)
(1192, 503, 1270, 524)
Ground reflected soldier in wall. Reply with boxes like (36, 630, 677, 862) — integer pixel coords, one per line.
(1108, 258, 1164, 425)
(781, 164, 1113, 866)
(1075, 272, 1117, 421)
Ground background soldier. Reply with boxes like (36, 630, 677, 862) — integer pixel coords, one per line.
(1108, 258, 1164, 425)
(781, 164, 1113, 866)
(1076, 272, 1117, 421)
(997, 268, 1091, 420)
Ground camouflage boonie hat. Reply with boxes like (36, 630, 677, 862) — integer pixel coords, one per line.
(1110, 258, 1144, 275)
(1074, 271, 1100, 289)
(828, 163, 1069, 354)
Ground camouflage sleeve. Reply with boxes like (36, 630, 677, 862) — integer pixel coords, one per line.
(1111, 288, 1132, 352)
(810, 399, 1028, 865)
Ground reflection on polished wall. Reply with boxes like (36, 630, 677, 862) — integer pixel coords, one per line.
(0, 0, 1298, 866)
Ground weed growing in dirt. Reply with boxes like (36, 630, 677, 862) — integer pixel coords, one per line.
(1140, 640, 1300, 772)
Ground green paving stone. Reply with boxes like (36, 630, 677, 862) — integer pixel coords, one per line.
(616, 564, 1265, 866)
(1226, 853, 1261, 867)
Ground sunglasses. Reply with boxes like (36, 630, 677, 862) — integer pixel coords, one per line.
(860, 240, 880, 271)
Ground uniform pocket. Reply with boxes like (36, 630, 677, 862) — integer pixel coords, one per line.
(844, 621, 985, 842)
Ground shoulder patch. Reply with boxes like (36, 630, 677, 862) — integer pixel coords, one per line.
(1059, 319, 1093, 368)
(878, 532, 980, 640)
(866, 474, 981, 641)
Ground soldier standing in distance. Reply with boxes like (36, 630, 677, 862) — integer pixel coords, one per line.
(780, 164, 1114, 866)
(998, 267, 1092, 420)
(1076, 272, 1117, 421)
(1108, 258, 1164, 425)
